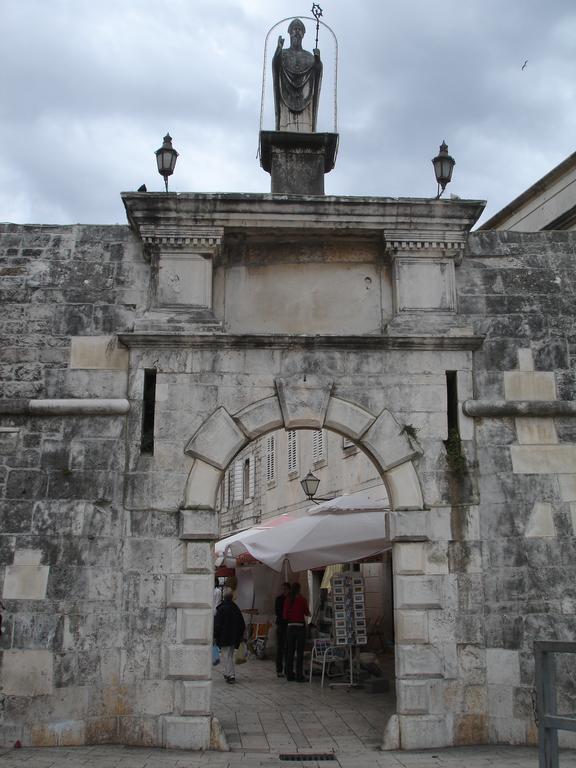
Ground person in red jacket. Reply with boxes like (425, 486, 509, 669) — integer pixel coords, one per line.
(283, 582, 310, 682)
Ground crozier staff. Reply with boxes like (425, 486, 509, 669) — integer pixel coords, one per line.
(272, 18, 322, 133)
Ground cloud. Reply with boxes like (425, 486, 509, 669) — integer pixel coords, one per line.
(2, 0, 576, 224)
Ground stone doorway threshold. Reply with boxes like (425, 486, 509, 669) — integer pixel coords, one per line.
(212, 657, 396, 753)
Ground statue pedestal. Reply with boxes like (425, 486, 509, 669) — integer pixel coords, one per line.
(259, 131, 338, 195)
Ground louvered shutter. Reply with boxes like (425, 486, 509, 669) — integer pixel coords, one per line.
(266, 435, 276, 483)
(233, 460, 243, 500)
(312, 429, 325, 462)
(287, 430, 298, 474)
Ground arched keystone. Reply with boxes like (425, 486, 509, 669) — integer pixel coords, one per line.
(324, 396, 376, 440)
(183, 460, 223, 510)
(233, 396, 284, 439)
(361, 409, 419, 473)
(385, 461, 424, 510)
(184, 407, 248, 470)
(276, 376, 333, 429)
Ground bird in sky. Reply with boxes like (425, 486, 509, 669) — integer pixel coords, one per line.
(522, 60, 528, 71)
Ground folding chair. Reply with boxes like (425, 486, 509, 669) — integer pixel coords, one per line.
(308, 638, 348, 688)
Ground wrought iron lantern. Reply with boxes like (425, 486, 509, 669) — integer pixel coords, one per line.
(155, 133, 179, 192)
(432, 141, 455, 198)
(300, 470, 321, 501)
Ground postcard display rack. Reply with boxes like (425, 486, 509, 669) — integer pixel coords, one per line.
(330, 573, 367, 686)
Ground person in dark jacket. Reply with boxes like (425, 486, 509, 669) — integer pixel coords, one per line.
(274, 582, 291, 677)
(213, 588, 246, 683)
(283, 582, 310, 682)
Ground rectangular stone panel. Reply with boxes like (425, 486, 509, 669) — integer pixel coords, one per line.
(394, 257, 456, 313)
(3, 565, 49, 599)
(397, 680, 431, 714)
(393, 543, 426, 575)
(395, 575, 443, 610)
(163, 715, 211, 750)
(184, 542, 213, 573)
(1, 650, 53, 695)
(515, 417, 558, 445)
(504, 371, 556, 401)
(180, 681, 212, 715)
(157, 252, 212, 308)
(399, 714, 449, 750)
(167, 575, 213, 608)
(511, 445, 576, 474)
(395, 610, 429, 644)
(396, 644, 443, 679)
(178, 608, 213, 644)
(179, 509, 219, 540)
(165, 644, 211, 680)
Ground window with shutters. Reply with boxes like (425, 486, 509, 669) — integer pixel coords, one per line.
(287, 430, 298, 477)
(265, 434, 276, 486)
(233, 460, 243, 501)
(243, 456, 255, 502)
(312, 429, 326, 466)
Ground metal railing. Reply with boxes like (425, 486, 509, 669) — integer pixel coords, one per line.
(534, 641, 576, 768)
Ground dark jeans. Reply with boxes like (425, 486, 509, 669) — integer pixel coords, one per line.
(285, 624, 306, 680)
(276, 622, 287, 673)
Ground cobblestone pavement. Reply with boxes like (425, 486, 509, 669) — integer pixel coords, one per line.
(211, 656, 395, 752)
(3, 659, 576, 767)
(1, 745, 576, 768)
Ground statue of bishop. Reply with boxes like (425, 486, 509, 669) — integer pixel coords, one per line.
(272, 18, 323, 133)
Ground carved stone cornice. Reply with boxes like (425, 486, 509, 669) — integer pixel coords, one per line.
(139, 225, 223, 261)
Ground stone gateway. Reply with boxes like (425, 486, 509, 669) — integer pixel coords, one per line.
(2, 15, 576, 757)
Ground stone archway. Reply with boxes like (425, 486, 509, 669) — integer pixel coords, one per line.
(161, 377, 426, 749)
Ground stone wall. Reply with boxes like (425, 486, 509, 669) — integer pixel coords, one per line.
(1, 215, 576, 751)
(0, 223, 171, 746)
(462, 231, 576, 745)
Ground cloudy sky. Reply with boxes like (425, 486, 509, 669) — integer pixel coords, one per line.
(2, 0, 576, 227)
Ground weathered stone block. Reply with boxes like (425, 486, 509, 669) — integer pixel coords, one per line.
(70, 337, 128, 371)
(184, 542, 213, 573)
(163, 715, 211, 749)
(361, 409, 418, 472)
(395, 610, 429, 644)
(180, 681, 212, 715)
(124, 538, 174, 573)
(178, 608, 213, 644)
(276, 376, 333, 429)
(324, 396, 375, 440)
(396, 644, 443, 678)
(525, 502, 556, 538)
(486, 648, 520, 686)
(387, 511, 428, 542)
(385, 461, 424, 510)
(397, 680, 430, 714)
(393, 543, 426, 575)
(515, 417, 558, 445)
(183, 460, 223, 511)
(1, 649, 53, 695)
(511, 445, 576, 474)
(31, 719, 85, 747)
(165, 644, 211, 680)
(488, 684, 514, 718)
(398, 714, 449, 749)
(504, 371, 556, 401)
(179, 508, 218, 540)
(3, 564, 49, 599)
(559, 475, 576, 502)
(134, 680, 175, 715)
(184, 407, 248, 470)
(233, 396, 284, 439)
(167, 575, 213, 608)
(395, 575, 443, 610)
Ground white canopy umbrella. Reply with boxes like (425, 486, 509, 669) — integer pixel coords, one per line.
(216, 488, 390, 573)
